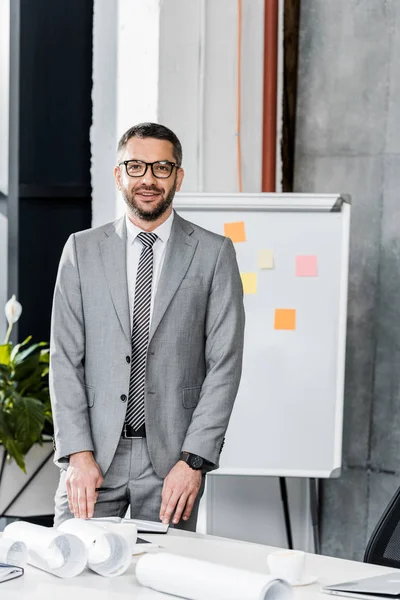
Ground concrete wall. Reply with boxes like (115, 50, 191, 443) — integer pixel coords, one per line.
(294, 0, 400, 560)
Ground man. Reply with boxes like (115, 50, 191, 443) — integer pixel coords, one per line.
(50, 122, 245, 530)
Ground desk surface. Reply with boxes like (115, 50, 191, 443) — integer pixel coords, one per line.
(1, 528, 395, 599)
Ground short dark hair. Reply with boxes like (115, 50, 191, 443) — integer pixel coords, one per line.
(117, 122, 183, 167)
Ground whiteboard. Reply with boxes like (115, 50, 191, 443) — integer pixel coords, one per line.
(175, 193, 351, 478)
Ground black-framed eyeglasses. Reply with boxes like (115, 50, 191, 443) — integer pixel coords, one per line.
(118, 159, 178, 179)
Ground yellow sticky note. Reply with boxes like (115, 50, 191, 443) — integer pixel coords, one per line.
(241, 273, 257, 295)
(274, 309, 296, 330)
(258, 249, 274, 269)
(224, 221, 246, 243)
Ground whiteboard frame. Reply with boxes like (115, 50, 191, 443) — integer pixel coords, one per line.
(175, 192, 349, 212)
(175, 193, 351, 479)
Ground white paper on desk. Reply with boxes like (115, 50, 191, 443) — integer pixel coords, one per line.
(90, 520, 138, 551)
(136, 552, 293, 600)
(123, 518, 169, 533)
(0, 537, 28, 568)
(3, 522, 87, 578)
(92, 516, 169, 533)
(58, 519, 131, 577)
(90, 516, 122, 524)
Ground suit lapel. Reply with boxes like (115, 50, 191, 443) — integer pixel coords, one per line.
(149, 213, 197, 343)
(99, 216, 131, 343)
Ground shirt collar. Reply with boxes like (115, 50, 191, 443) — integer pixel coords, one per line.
(125, 211, 174, 245)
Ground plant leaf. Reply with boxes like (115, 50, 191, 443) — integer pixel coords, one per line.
(0, 363, 10, 381)
(0, 344, 12, 366)
(11, 396, 45, 448)
(39, 349, 50, 364)
(13, 342, 48, 367)
(3, 438, 26, 472)
(0, 407, 12, 440)
(10, 336, 32, 362)
(12, 353, 41, 381)
(1, 336, 51, 473)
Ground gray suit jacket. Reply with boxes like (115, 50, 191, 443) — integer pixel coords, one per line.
(50, 211, 245, 478)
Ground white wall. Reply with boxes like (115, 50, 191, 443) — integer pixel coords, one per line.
(158, 0, 264, 193)
(92, 0, 312, 551)
(91, 0, 161, 227)
(91, 0, 118, 227)
(91, 0, 265, 226)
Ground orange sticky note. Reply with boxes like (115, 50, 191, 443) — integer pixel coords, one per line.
(258, 249, 274, 269)
(296, 255, 318, 277)
(224, 221, 246, 242)
(241, 273, 257, 295)
(274, 309, 296, 330)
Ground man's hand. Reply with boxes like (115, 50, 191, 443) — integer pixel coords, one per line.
(160, 461, 202, 525)
(66, 451, 103, 520)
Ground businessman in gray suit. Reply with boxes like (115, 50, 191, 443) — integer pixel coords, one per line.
(50, 122, 245, 530)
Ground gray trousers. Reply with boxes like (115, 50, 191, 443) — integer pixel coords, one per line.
(54, 437, 205, 531)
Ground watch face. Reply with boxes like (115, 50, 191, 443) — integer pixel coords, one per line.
(190, 454, 204, 469)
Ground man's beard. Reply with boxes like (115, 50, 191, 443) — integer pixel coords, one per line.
(122, 178, 177, 222)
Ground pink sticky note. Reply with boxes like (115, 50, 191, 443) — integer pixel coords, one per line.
(296, 255, 318, 277)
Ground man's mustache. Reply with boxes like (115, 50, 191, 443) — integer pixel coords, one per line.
(135, 186, 162, 193)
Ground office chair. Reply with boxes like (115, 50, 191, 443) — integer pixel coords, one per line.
(364, 484, 400, 567)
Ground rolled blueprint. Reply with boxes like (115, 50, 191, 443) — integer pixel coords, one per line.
(3, 522, 87, 578)
(58, 518, 131, 577)
(90, 519, 138, 551)
(136, 552, 293, 600)
(0, 537, 28, 568)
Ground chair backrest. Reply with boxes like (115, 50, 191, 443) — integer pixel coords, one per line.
(364, 484, 400, 567)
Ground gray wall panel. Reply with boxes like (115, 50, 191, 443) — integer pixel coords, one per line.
(321, 468, 369, 561)
(371, 156, 400, 472)
(385, 2, 400, 154)
(296, 0, 391, 156)
(367, 472, 399, 542)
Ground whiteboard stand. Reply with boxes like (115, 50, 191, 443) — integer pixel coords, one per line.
(279, 477, 293, 549)
(277, 477, 320, 553)
(309, 478, 320, 554)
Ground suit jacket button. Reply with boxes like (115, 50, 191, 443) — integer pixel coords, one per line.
(120, 394, 127, 402)
(126, 356, 131, 363)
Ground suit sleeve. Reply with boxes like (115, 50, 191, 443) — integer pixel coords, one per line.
(181, 237, 245, 466)
(49, 234, 95, 466)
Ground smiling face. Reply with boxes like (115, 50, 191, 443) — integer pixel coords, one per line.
(114, 136, 184, 230)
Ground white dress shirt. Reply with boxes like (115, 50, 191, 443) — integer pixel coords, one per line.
(126, 211, 174, 330)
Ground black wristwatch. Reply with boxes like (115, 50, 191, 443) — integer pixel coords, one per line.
(180, 451, 204, 471)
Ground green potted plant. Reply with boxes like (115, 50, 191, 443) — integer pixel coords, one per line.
(0, 295, 53, 472)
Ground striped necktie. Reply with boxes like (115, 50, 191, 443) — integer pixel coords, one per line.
(125, 231, 158, 431)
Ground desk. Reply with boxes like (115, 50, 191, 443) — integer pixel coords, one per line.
(1, 528, 395, 599)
